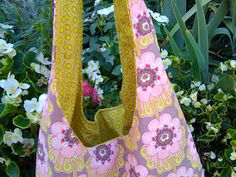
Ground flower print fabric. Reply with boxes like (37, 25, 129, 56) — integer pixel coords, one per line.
(36, 0, 204, 176)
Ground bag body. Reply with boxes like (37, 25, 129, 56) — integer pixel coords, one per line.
(36, 0, 205, 176)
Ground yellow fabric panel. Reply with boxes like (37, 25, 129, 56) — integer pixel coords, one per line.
(53, 0, 137, 147)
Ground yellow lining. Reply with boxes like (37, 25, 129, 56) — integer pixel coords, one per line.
(53, 0, 137, 147)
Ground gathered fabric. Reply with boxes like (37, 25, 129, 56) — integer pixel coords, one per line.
(36, 0, 205, 176)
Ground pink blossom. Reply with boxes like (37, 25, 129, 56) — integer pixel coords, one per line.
(50, 120, 83, 159)
(142, 113, 183, 159)
(91, 88, 100, 106)
(82, 81, 93, 97)
(136, 52, 169, 103)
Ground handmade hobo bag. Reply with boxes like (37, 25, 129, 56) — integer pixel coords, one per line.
(36, 0, 205, 176)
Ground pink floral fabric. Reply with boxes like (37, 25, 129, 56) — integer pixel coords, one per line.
(36, 0, 204, 176)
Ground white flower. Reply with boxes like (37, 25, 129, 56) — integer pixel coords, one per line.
(3, 131, 14, 146)
(0, 39, 16, 58)
(88, 60, 99, 72)
(200, 98, 208, 105)
(31, 63, 50, 79)
(230, 60, 236, 68)
(97, 47, 106, 53)
(3, 128, 23, 147)
(220, 62, 228, 72)
(36, 52, 51, 65)
(160, 49, 168, 58)
(0, 157, 5, 164)
(190, 92, 198, 102)
(19, 83, 30, 90)
(0, 23, 13, 30)
(210, 126, 219, 133)
(0, 72, 28, 98)
(207, 83, 215, 91)
(163, 58, 172, 69)
(148, 9, 169, 24)
(230, 151, 236, 161)
(95, 75, 104, 86)
(24, 98, 38, 113)
(97, 5, 114, 16)
(217, 158, 223, 162)
(11, 128, 24, 143)
(23, 138, 35, 149)
(180, 97, 191, 106)
(176, 90, 184, 97)
(23, 94, 47, 114)
(193, 81, 201, 87)
(206, 105, 212, 112)
(211, 74, 219, 83)
(189, 124, 194, 132)
(190, 118, 196, 123)
(26, 112, 40, 124)
(205, 122, 212, 130)
(193, 101, 201, 108)
(94, 0, 101, 6)
(218, 88, 223, 93)
(4, 78, 22, 98)
(210, 151, 216, 159)
(97, 88, 104, 99)
(4, 95, 22, 107)
(38, 94, 47, 112)
(199, 84, 206, 91)
(106, 55, 115, 65)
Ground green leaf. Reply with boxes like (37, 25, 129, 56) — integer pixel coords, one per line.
(13, 115, 31, 129)
(186, 30, 209, 84)
(169, 0, 212, 37)
(23, 51, 36, 67)
(89, 38, 100, 51)
(6, 161, 20, 177)
(210, 28, 234, 53)
(227, 98, 236, 109)
(112, 65, 122, 76)
(208, 0, 229, 38)
(164, 27, 183, 57)
(12, 51, 25, 74)
(220, 167, 232, 177)
(0, 125, 3, 144)
(196, 0, 209, 65)
(215, 73, 236, 93)
(103, 22, 113, 32)
(90, 23, 97, 35)
(0, 103, 17, 119)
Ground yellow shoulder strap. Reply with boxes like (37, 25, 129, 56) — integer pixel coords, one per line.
(53, 0, 136, 147)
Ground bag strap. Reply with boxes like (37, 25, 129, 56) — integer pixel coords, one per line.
(53, 0, 136, 147)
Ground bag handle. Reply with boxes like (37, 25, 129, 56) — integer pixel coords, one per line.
(52, 0, 137, 147)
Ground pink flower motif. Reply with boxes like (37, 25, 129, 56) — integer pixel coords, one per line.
(136, 52, 169, 102)
(167, 166, 194, 177)
(142, 113, 183, 159)
(133, 12, 154, 38)
(87, 140, 120, 175)
(50, 120, 83, 159)
(125, 154, 149, 177)
(129, 0, 148, 19)
(36, 130, 51, 177)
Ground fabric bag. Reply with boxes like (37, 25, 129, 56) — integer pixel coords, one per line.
(36, 0, 205, 176)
